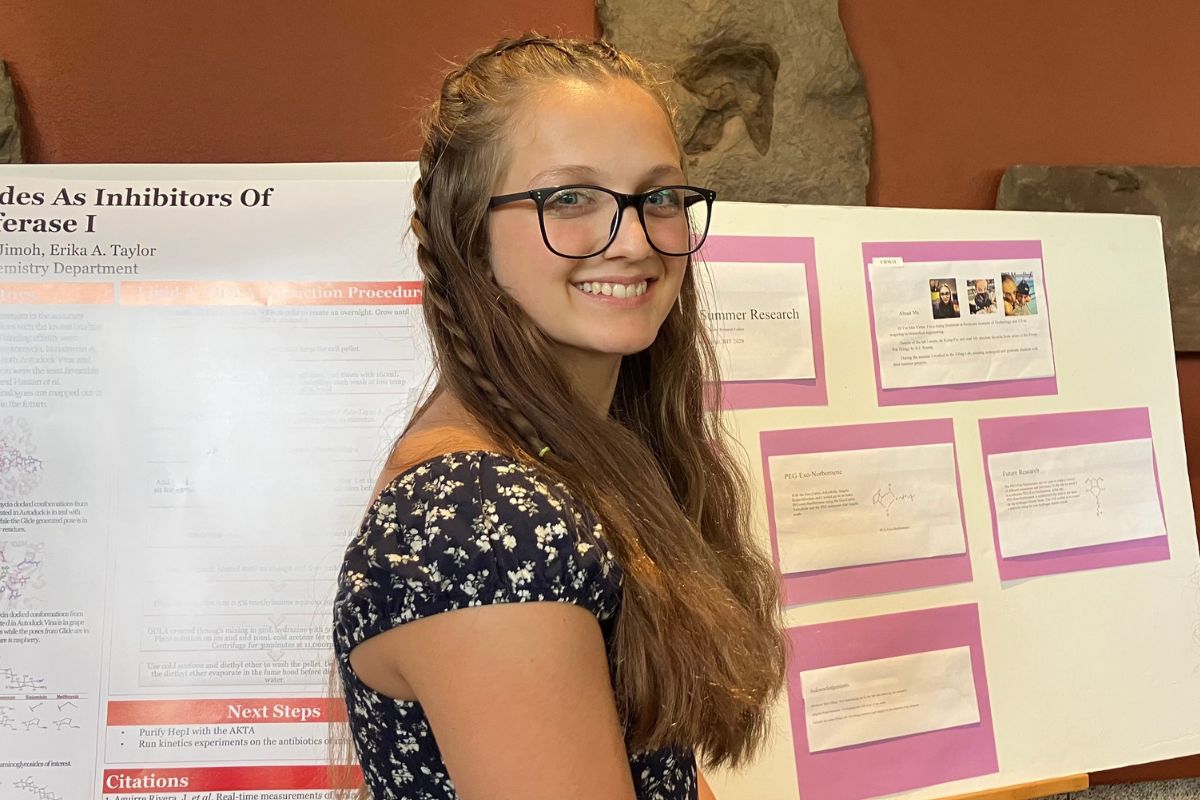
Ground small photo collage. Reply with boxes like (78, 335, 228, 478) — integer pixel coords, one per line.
(930, 275, 1039, 320)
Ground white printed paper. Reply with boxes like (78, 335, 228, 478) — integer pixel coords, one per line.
(768, 443, 965, 573)
(0, 169, 425, 798)
(800, 646, 981, 752)
(869, 258, 1055, 389)
(988, 438, 1165, 557)
(702, 261, 815, 382)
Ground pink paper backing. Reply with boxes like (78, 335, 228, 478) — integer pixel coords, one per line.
(977, 406, 1171, 580)
(786, 604, 999, 800)
(698, 235, 827, 409)
(861, 240, 1058, 406)
(760, 419, 973, 605)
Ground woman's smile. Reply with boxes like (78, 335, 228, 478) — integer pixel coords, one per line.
(570, 276, 656, 303)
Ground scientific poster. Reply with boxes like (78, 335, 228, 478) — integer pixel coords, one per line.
(0, 165, 421, 800)
(979, 406, 1171, 580)
(760, 419, 973, 606)
(698, 235, 826, 409)
(701, 202, 1199, 800)
(784, 605, 997, 800)
(861, 240, 1058, 406)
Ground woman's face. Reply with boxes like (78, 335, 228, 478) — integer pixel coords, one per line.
(940, 286, 952, 304)
(488, 78, 688, 361)
(1002, 277, 1017, 304)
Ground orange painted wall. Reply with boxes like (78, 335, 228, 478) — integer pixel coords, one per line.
(0, 0, 595, 163)
(1, 0, 1197, 781)
(839, 1, 1200, 209)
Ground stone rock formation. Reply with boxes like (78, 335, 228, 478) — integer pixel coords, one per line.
(997, 165, 1200, 350)
(598, 0, 871, 205)
(0, 61, 23, 164)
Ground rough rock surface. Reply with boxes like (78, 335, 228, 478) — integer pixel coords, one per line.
(598, 0, 871, 205)
(1045, 777, 1200, 800)
(997, 165, 1200, 350)
(0, 61, 22, 164)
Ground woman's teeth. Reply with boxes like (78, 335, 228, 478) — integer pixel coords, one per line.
(574, 280, 649, 298)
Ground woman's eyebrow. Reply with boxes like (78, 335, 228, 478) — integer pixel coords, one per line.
(526, 163, 686, 189)
(527, 164, 600, 187)
(641, 164, 686, 183)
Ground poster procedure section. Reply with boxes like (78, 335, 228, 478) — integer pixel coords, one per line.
(0, 171, 423, 799)
(979, 407, 1170, 580)
(785, 604, 998, 800)
(698, 235, 826, 409)
(862, 240, 1057, 406)
(760, 419, 972, 606)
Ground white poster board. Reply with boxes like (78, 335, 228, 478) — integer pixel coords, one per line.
(0, 163, 423, 800)
(702, 202, 1200, 800)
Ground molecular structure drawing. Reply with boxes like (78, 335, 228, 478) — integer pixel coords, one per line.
(0, 441, 42, 474)
(0, 700, 78, 733)
(0, 542, 46, 606)
(0, 666, 47, 693)
(873, 484, 916, 516)
(14, 776, 64, 800)
(1084, 476, 1105, 518)
(0, 416, 44, 498)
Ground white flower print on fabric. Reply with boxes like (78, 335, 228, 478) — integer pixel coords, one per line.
(332, 451, 697, 800)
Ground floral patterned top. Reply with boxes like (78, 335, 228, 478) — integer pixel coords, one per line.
(333, 450, 698, 800)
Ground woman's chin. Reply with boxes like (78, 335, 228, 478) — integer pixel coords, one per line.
(557, 331, 658, 359)
(596, 332, 659, 357)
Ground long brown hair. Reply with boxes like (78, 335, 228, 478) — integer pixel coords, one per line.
(332, 33, 787, 785)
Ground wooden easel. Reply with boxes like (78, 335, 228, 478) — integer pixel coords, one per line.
(940, 774, 1089, 800)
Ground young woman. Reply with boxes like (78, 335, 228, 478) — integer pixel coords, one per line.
(332, 34, 787, 800)
(933, 282, 960, 319)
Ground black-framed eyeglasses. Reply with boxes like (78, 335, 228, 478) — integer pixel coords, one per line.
(488, 184, 716, 259)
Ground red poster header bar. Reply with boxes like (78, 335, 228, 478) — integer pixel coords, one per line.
(0, 282, 114, 304)
(101, 765, 361, 794)
(120, 280, 423, 306)
(106, 697, 347, 725)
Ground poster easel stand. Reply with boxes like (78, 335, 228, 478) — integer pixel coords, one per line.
(939, 774, 1089, 800)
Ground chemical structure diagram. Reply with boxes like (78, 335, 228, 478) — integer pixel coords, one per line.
(1084, 476, 1105, 517)
(873, 484, 916, 516)
(0, 665, 46, 693)
(0, 664, 80, 732)
(12, 776, 64, 800)
(0, 699, 81, 733)
(0, 440, 42, 474)
(0, 416, 44, 498)
(0, 541, 46, 607)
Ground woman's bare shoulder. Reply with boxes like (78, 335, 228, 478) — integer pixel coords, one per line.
(370, 419, 506, 501)
(369, 391, 512, 499)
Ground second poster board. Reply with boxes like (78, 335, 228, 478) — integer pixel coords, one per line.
(699, 202, 1200, 800)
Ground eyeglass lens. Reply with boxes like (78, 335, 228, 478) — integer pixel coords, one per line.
(540, 187, 708, 257)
